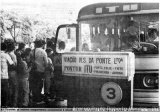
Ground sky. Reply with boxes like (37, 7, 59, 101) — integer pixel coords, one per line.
(0, 0, 159, 26)
(1, 0, 113, 24)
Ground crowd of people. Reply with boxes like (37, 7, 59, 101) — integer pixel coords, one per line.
(1, 39, 55, 108)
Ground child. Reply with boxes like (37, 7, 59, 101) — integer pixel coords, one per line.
(44, 48, 54, 101)
(17, 53, 32, 107)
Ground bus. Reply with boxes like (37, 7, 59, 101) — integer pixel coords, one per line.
(52, 3, 159, 108)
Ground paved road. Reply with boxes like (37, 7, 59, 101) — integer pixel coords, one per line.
(29, 99, 67, 108)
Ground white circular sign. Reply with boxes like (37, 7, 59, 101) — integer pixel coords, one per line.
(101, 82, 122, 105)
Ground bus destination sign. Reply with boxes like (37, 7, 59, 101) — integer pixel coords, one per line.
(62, 52, 135, 78)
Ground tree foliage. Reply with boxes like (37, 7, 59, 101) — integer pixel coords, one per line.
(0, 10, 21, 42)
(0, 10, 56, 44)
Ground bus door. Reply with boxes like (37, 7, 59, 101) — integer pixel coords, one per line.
(53, 24, 79, 99)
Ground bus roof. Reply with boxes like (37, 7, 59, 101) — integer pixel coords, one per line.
(77, 3, 159, 21)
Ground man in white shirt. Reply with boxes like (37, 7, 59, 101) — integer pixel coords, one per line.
(30, 40, 48, 102)
(1, 43, 14, 107)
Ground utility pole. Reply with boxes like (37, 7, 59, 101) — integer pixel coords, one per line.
(13, 21, 16, 43)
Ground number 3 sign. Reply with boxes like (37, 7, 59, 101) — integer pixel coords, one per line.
(101, 82, 123, 105)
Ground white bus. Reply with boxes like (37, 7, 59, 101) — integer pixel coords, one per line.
(53, 3, 159, 108)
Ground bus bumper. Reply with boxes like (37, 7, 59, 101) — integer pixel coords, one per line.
(133, 89, 159, 107)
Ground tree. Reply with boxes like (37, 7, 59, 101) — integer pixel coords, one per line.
(20, 16, 33, 44)
(0, 10, 56, 44)
(32, 18, 56, 41)
(0, 10, 21, 43)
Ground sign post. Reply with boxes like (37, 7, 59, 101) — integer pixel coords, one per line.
(62, 52, 135, 107)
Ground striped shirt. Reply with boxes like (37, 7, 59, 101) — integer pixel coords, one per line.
(1, 51, 14, 79)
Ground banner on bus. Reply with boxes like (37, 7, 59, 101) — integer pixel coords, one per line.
(62, 52, 135, 79)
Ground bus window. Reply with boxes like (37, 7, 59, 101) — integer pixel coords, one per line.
(56, 27, 76, 53)
(120, 15, 159, 53)
(81, 22, 117, 51)
(81, 23, 91, 51)
(80, 14, 158, 53)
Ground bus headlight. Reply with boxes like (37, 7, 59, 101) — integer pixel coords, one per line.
(143, 75, 158, 88)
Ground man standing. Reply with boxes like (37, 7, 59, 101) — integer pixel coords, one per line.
(5, 39, 18, 107)
(31, 40, 48, 102)
(1, 43, 14, 107)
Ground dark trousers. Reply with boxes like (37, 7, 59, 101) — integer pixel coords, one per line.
(18, 78, 29, 107)
(8, 71, 18, 107)
(1, 79, 9, 107)
(30, 71, 44, 102)
(44, 72, 51, 95)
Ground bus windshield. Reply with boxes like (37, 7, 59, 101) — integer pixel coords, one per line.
(80, 14, 159, 54)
